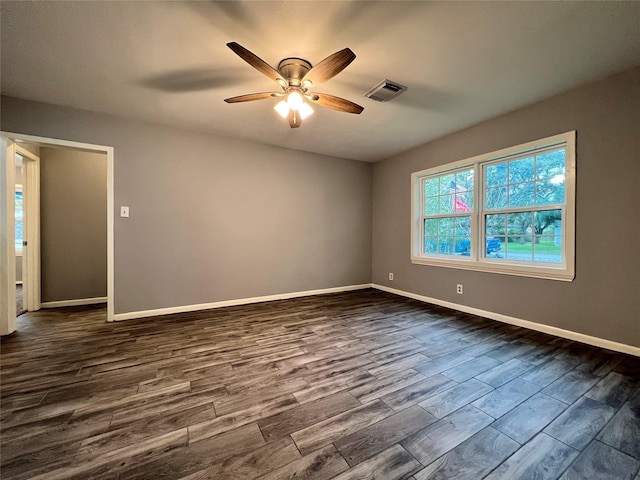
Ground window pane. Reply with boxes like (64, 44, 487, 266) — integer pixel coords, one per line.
(439, 174, 455, 195)
(15, 190, 23, 214)
(463, 194, 473, 211)
(424, 218, 437, 237)
(424, 236, 438, 254)
(536, 149, 565, 180)
(487, 236, 505, 257)
(486, 163, 507, 187)
(455, 237, 471, 256)
(506, 236, 532, 261)
(509, 181, 534, 207)
(509, 157, 534, 183)
(485, 214, 505, 236)
(485, 186, 507, 210)
(438, 237, 455, 255)
(438, 217, 454, 236)
(507, 212, 532, 239)
(424, 235, 472, 257)
(439, 194, 454, 214)
(455, 170, 474, 189)
(454, 194, 472, 212)
(453, 169, 474, 212)
(534, 236, 562, 263)
(15, 220, 23, 250)
(455, 216, 471, 236)
(533, 209, 561, 238)
(15, 190, 23, 251)
(536, 179, 565, 205)
(425, 178, 439, 197)
(425, 196, 439, 215)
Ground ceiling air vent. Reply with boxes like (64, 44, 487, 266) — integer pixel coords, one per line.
(364, 79, 407, 102)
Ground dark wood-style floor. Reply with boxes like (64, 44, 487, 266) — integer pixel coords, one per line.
(1, 289, 639, 480)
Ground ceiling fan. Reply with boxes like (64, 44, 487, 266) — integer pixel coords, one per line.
(224, 42, 364, 128)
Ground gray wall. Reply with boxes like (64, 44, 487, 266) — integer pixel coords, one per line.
(40, 147, 107, 302)
(1, 96, 372, 314)
(372, 66, 640, 347)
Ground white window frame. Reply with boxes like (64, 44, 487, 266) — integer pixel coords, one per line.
(411, 131, 575, 281)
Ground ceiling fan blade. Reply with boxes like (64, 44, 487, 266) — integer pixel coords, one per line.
(308, 93, 364, 114)
(224, 92, 280, 103)
(288, 109, 301, 128)
(227, 42, 286, 85)
(301, 48, 355, 87)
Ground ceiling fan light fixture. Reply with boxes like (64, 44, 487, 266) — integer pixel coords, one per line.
(274, 99, 314, 121)
(225, 42, 362, 128)
(298, 102, 314, 120)
(286, 90, 304, 109)
(274, 100, 290, 118)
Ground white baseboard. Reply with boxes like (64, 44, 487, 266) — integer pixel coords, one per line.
(41, 297, 107, 308)
(113, 284, 372, 322)
(109, 282, 638, 356)
(372, 283, 640, 357)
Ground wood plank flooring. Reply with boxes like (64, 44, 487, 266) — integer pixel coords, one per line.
(1, 289, 639, 479)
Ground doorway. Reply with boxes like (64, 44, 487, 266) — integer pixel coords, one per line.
(1, 132, 114, 335)
(15, 153, 25, 316)
(13, 145, 40, 317)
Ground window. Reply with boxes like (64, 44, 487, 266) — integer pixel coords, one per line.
(422, 168, 474, 257)
(411, 131, 575, 281)
(15, 186, 23, 255)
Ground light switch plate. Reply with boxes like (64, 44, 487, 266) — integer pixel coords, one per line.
(120, 206, 130, 218)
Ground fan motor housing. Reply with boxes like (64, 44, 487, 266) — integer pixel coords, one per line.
(278, 58, 312, 85)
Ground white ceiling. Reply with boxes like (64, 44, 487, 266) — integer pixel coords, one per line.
(2, 1, 640, 162)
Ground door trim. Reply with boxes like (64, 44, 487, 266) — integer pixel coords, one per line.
(1, 138, 17, 334)
(1, 132, 115, 333)
(16, 145, 41, 312)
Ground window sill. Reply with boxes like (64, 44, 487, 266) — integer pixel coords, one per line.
(411, 255, 574, 282)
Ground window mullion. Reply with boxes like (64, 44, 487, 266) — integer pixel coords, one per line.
(471, 163, 480, 260)
(485, 204, 564, 215)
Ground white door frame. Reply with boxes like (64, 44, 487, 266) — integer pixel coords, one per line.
(1, 132, 115, 334)
(1, 137, 17, 333)
(15, 145, 41, 312)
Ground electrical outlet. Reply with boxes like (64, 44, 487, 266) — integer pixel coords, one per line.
(456, 284, 463, 295)
(389, 273, 394, 281)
